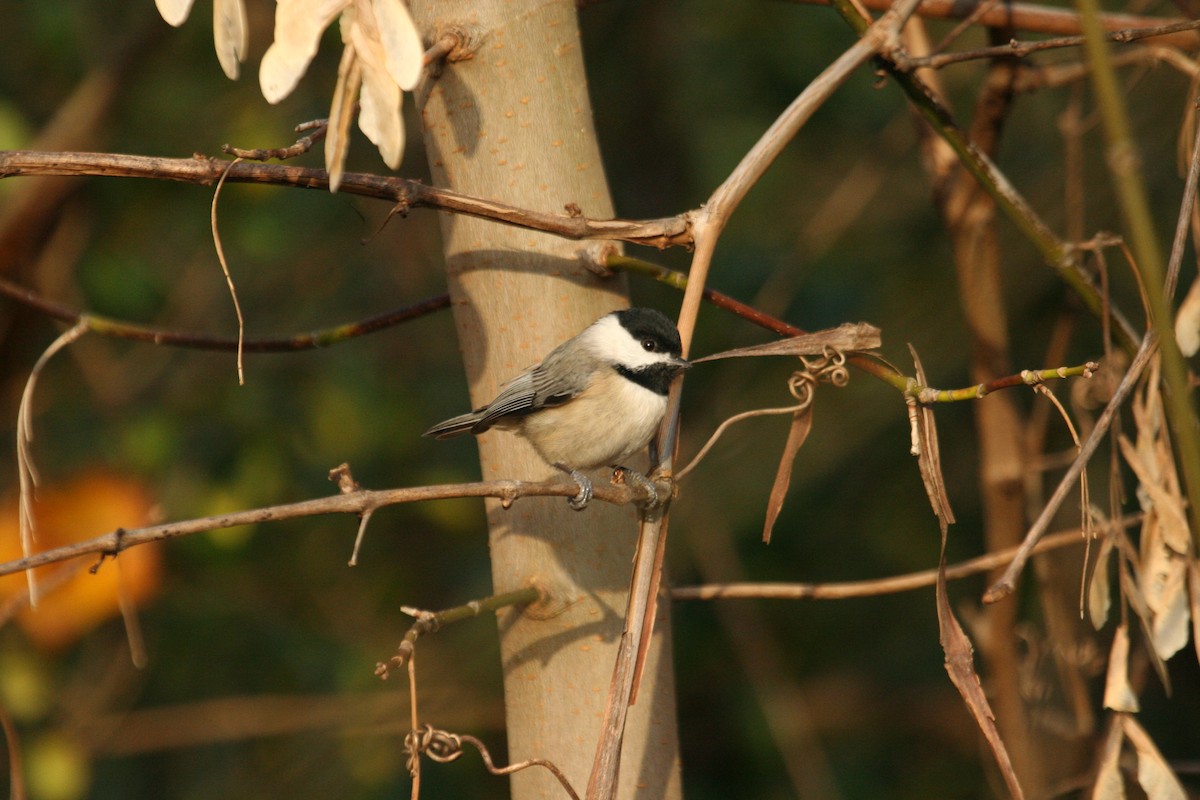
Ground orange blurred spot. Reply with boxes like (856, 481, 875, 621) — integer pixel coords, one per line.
(0, 472, 161, 651)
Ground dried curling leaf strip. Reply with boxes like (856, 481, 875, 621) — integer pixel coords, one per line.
(690, 322, 881, 363)
(762, 405, 814, 544)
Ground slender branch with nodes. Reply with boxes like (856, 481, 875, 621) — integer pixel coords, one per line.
(374, 587, 542, 679)
(671, 518, 1140, 601)
(0, 476, 660, 580)
(0, 151, 692, 250)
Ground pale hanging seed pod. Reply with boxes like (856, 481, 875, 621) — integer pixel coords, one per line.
(213, 0, 249, 80)
(154, 0, 248, 79)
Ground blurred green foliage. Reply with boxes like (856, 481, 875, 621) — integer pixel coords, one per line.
(1, 0, 1198, 798)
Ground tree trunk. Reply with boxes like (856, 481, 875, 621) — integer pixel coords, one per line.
(407, 3, 683, 798)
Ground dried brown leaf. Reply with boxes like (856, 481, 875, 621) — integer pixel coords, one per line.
(1121, 716, 1186, 800)
(908, 346, 955, 526)
(1146, 550, 1190, 663)
(910, 348, 1018, 795)
(1089, 533, 1114, 629)
(1174, 275, 1200, 356)
(762, 406, 813, 544)
(936, 540, 1023, 799)
(1117, 366, 1193, 663)
(1119, 434, 1190, 557)
(1120, 554, 1172, 693)
(1189, 559, 1200, 666)
(1091, 720, 1126, 800)
(1102, 624, 1139, 712)
(690, 322, 881, 364)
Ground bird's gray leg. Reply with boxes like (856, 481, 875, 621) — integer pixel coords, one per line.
(614, 467, 659, 507)
(555, 464, 593, 510)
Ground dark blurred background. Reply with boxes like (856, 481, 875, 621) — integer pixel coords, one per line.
(1, 1, 1197, 798)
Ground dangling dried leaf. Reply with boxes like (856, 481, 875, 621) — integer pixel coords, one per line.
(1121, 716, 1186, 800)
(1118, 359, 1193, 662)
(908, 346, 955, 526)
(1119, 437, 1191, 661)
(1145, 548, 1190, 663)
(762, 405, 813, 544)
(155, 0, 196, 26)
(213, 0, 249, 80)
(1102, 624, 1139, 712)
(1091, 720, 1126, 800)
(1120, 554, 1172, 693)
(691, 323, 881, 363)
(1174, 275, 1200, 356)
(909, 348, 1019, 795)
(1088, 533, 1114, 629)
(935, 535, 1023, 799)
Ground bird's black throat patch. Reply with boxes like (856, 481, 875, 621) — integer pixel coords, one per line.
(615, 363, 682, 395)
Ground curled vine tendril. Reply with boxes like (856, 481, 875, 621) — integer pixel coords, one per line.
(788, 346, 850, 408)
(404, 724, 580, 800)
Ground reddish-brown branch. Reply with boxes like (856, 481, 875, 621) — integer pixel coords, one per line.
(0, 274, 449, 351)
(790, 0, 1200, 49)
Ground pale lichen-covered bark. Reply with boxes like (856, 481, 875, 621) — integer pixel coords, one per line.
(407, 2, 683, 798)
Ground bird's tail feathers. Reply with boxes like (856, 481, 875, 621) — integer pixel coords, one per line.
(422, 412, 484, 439)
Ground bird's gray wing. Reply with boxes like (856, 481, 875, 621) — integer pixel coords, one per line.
(472, 348, 592, 432)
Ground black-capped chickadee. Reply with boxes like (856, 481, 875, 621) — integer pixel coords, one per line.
(424, 307, 690, 509)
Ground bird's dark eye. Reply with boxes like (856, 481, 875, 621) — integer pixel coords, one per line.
(641, 339, 657, 352)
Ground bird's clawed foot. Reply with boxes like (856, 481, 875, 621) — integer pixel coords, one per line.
(560, 467, 594, 510)
(613, 467, 660, 508)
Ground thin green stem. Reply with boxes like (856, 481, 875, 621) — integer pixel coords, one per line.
(610, 254, 1095, 402)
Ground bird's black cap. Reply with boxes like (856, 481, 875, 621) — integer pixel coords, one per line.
(614, 308, 684, 358)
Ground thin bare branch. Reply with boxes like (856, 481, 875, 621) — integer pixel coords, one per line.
(673, 525, 1136, 600)
(904, 20, 1200, 70)
(0, 477, 660, 580)
(0, 151, 692, 249)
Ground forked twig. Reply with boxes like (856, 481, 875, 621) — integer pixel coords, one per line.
(985, 334, 1157, 602)
(375, 587, 542, 679)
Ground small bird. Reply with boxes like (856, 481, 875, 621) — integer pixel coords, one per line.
(424, 307, 690, 509)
